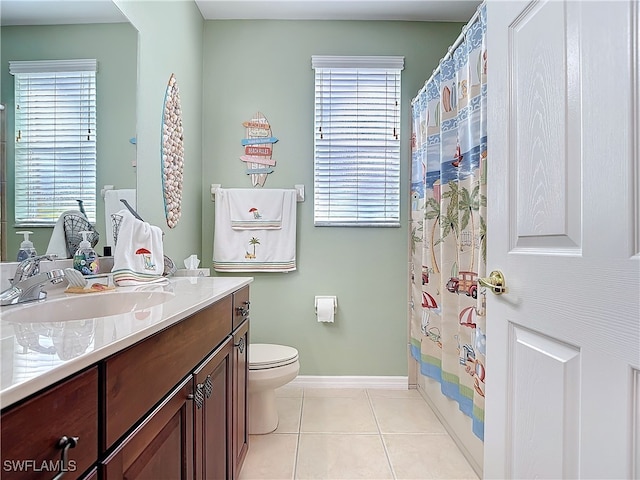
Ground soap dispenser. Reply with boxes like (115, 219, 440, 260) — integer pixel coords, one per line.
(74, 231, 99, 275)
(16, 231, 37, 261)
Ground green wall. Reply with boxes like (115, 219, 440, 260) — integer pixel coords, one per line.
(115, 0, 204, 264)
(202, 20, 463, 376)
(2, 2, 465, 377)
(1, 22, 137, 258)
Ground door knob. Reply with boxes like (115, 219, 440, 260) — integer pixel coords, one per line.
(478, 270, 507, 295)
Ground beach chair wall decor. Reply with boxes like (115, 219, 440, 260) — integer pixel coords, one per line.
(240, 111, 278, 187)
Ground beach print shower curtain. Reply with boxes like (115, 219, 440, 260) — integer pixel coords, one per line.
(409, 4, 487, 440)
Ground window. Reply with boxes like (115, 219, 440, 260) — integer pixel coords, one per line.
(10, 59, 97, 225)
(312, 55, 404, 227)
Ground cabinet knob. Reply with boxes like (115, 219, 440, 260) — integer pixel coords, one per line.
(235, 337, 245, 354)
(52, 435, 79, 480)
(203, 375, 213, 400)
(191, 375, 213, 409)
(235, 301, 250, 317)
(192, 384, 204, 409)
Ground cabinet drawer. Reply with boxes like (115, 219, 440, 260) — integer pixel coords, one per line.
(101, 376, 193, 480)
(104, 295, 232, 448)
(1, 367, 99, 480)
(232, 286, 250, 331)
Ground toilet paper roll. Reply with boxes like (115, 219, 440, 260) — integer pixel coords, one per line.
(316, 297, 335, 323)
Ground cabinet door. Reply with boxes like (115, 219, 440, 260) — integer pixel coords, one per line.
(104, 296, 231, 449)
(101, 376, 193, 480)
(232, 319, 249, 478)
(193, 337, 233, 480)
(1, 367, 98, 480)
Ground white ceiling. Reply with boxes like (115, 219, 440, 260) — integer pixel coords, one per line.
(1, 0, 481, 26)
(195, 1, 481, 22)
(1, 0, 128, 26)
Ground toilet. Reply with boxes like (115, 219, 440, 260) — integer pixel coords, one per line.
(248, 343, 299, 434)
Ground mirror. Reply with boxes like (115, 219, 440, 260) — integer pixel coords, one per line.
(0, 0, 138, 261)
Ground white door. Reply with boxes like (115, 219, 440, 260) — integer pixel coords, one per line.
(484, 1, 640, 479)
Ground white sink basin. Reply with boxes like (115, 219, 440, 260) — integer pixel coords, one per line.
(1, 290, 174, 323)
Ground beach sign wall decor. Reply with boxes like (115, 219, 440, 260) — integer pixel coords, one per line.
(241, 112, 278, 186)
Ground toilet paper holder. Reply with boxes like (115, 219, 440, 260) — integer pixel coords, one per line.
(314, 296, 337, 314)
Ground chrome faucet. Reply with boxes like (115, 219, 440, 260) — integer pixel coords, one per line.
(10, 254, 58, 285)
(1, 255, 66, 306)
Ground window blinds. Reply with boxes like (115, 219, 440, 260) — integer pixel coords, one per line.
(312, 55, 404, 227)
(10, 59, 97, 225)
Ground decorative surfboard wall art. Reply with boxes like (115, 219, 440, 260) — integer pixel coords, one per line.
(240, 111, 278, 187)
(161, 73, 184, 228)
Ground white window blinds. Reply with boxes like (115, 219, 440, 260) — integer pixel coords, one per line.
(10, 59, 97, 225)
(312, 55, 404, 227)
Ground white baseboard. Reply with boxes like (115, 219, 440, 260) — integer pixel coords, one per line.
(289, 375, 409, 390)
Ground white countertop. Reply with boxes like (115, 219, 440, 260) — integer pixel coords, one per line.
(0, 276, 253, 409)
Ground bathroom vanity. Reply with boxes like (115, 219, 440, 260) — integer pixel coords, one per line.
(0, 277, 252, 480)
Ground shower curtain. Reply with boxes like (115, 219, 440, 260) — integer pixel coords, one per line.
(409, 3, 487, 440)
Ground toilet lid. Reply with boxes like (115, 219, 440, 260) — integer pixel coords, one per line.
(249, 343, 299, 370)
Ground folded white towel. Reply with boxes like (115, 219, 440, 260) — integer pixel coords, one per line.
(213, 188, 297, 272)
(104, 189, 136, 247)
(227, 188, 285, 230)
(112, 210, 165, 285)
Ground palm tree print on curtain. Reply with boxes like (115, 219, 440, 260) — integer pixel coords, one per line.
(409, 3, 487, 440)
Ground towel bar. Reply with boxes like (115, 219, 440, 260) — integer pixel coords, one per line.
(210, 184, 304, 202)
(101, 185, 114, 198)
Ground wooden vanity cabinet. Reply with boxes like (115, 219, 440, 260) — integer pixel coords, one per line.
(102, 288, 248, 479)
(0, 367, 98, 480)
(102, 295, 232, 450)
(1, 284, 251, 480)
(231, 287, 249, 480)
(231, 320, 249, 478)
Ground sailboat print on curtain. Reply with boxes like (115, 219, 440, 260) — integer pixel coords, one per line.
(410, 3, 487, 440)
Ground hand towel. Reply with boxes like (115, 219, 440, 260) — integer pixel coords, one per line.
(112, 209, 165, 285)
(46, 210, 79, 258)
(227, 188, 285, 230)
(104, 189, 136, 247)
(213, 188, 297, 272)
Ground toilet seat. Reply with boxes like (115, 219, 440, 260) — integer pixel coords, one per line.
(249, 343, 298, 370)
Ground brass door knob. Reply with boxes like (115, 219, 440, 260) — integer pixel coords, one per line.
(478, 270, 507, 295)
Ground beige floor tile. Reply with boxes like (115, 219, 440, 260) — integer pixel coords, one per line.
(301, 396, 378, 433)
(241, 389, 481, 480)
(367, 388, 422, 399)
(383, 434, 479, 480)
(371, 397, 447, 434)
(275, 397, 302, 434)
(296, 434, 393, 479)
(303, 388, 367, 398)
(239, 433, 298, 480)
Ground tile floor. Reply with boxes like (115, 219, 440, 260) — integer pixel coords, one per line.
(239, 386, 480, 480)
